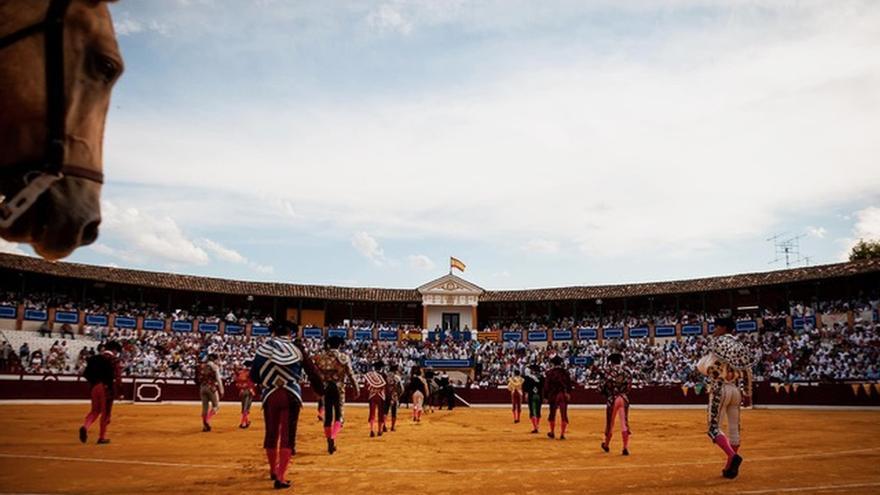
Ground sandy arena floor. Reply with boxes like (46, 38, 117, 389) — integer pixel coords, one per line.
(0, 404, 878, 494)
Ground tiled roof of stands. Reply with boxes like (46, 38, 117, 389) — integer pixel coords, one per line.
(483, 259, 880, 302)
(1, 252, 877, 302)
(0, 253, 419, 302)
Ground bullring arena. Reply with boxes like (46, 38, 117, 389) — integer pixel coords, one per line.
(2, 405, 880, 494)
(1, 253, 879, 494)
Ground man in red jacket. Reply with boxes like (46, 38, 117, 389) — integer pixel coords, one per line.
(364, 361, 387, 438)
(79, 341, 122, 444)
(235, 360, 257, 428)
(544, 356, 573, 440)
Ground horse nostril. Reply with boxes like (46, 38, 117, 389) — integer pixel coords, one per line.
(80, 219, 100, 246)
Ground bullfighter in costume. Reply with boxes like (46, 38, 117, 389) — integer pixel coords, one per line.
(544, 356, 573, 440)
(79, 340, 122, 444)
(697, 317, 757, 480)
(198, 353, 224, 432)
(600, 352, 633, 455)
(313, 336, 359, 454)
(364, 361, 388, 437)
(383, 363, 404, 432)
(407, 366, 428, 422)
(250, 321, 323, 489)
(507, 369, 524, 423)
(235, 360, 256, 429)
(523, 364, 544, 433)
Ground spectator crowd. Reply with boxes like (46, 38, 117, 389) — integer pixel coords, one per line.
(2, 295, 877, 388)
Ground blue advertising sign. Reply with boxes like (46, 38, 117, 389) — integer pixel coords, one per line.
(577, 328, 598, 340)
(792, 316, 816, 329)
(571, 356, 593, 366)
(603, 328, 624, 339)
(85, 314, 108, 326)
(552, 330, 573, 341)
(303, 327, 323, 338)
(251, 325, 270, 337)
(682, 325, 703, 336)
(654, 325, 676, 337)
(527, 331, 548, 342)
(328, 328, 348, 339)
(628, 327, 649, 338)
(143, 319, 165, 331)
(172, 321, 193, 332)
(423, 359, 471, 368)
(0, 306, 17, 319)
(735, 320, 757, 333)
(502, 331, 523, 342)
(114, 316, 136, 328)
(54, 311, 79, 324)
(199, 322, 219, 333)
(24, 309, 47, 321)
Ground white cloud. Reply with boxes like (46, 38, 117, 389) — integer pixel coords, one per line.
(250, 263, 275, 274)
(853, 207, 880, 240)
(523, 239, 560, 254)
(366, 4, 413, 35)
(807, 226, 827, 239)
(351, 232, 386, 265)
(113, 12, 170, 37)
(201, 238, 247, 264)
(0, 239, 29, 257)
(199, 238, 273, 273)
(99, 201, 209, 266)
(103, 1, 880, 268)
(89, 242, 140, 264)
(147, 20, 171, 37)
(113, 15, 143, 36)
(93, 211, 276, 274)
(837, 206, 880, 260)
(407, 254, 435, 271)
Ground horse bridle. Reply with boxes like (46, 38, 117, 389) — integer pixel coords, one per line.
(0, 0, 105, 229)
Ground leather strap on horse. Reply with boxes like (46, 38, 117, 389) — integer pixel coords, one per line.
(0, 0, 104, 229)
(45, 0, 71, 174)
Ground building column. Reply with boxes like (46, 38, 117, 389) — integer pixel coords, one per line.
(422, 305, 428, 330)
(471, 305, 478, 331)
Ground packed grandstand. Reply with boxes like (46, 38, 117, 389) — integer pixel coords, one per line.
(1, 252, 878, 391)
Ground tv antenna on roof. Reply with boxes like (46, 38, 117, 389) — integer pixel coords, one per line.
(767, 233, 806, 268)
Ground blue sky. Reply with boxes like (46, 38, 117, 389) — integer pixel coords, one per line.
(4, 0, 879, 289)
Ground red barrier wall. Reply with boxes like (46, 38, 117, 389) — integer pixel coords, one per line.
(1, 375, 877, 407)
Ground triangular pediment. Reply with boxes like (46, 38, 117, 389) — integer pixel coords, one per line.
(417, 274, 484, 295)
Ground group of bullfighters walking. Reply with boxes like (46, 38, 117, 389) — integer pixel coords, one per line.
(507, 316, 756, 480)
(76, 317, 755, 489)
(247, 328, 412, 489)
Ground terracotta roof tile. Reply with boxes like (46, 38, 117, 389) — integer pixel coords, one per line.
(0, 253, 877, 302)
(0, 253, 420, 302)
(482, 259, 880, 301)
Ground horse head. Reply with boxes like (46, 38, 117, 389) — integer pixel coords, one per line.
(0, 0, 123, 260)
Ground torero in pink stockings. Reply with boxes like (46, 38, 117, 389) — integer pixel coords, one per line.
(600, 353, 633, 455)
(698, 317, 756, 480)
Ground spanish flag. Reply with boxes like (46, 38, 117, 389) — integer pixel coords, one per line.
(450, 256, 466, 273)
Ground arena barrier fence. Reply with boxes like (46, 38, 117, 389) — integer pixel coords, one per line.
(0, 374, 877, 407)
